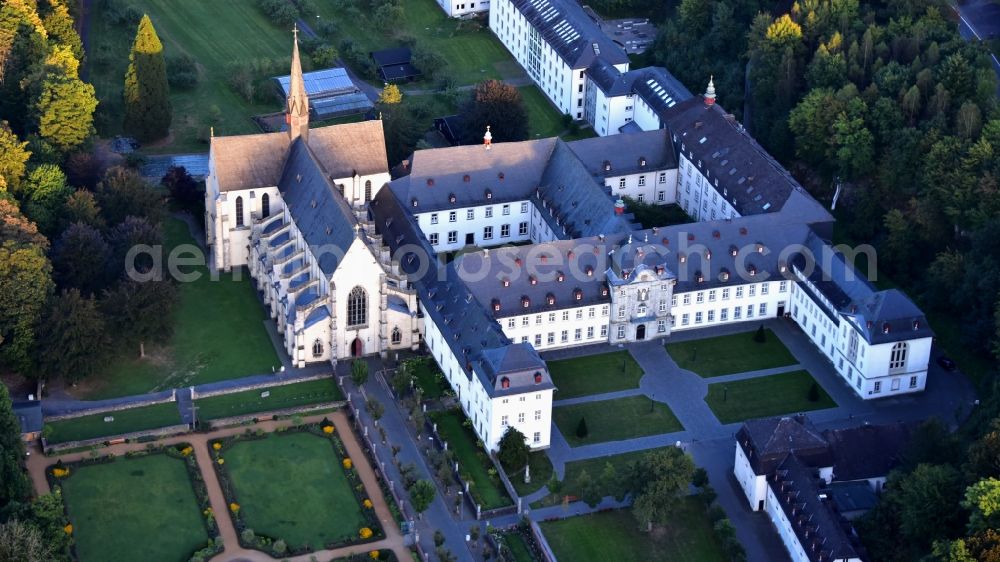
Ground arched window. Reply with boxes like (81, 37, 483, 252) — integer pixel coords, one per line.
(235, 196, 244, 227)
(889, 342, 908, 371)
(312, 339, 324, 358)
(364, 180, 372, 202)
(391, 327, 402, 345)
(261, 193, 270, 218)
(347, 286, 367, 327)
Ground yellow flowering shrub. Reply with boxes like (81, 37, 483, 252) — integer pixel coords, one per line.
(203, 508, 213, 517)
(343, 458, 353, 469)
(52, 467, 70, 478)
(181, 446, 193, 456)
(63, 524, 73, 535)
(322, 425, 335, 434)
(229, 503, 240, 513)
(370, 550, 380, 559)
(212, 442, 222, 450)
(217, 458, 225, 465)
(363, 499, 373, 509)
(359, 527, 373, 539)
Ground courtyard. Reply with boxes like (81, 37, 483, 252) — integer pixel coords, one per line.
(666, 328, 798, 377)
(78, 218, 280, 400)
(59, 452, 209, 562)
(547, 350, 644, 399)
(704, 370, 837, 424)
(429, 409, 513, 510)
(553, 395, 684, 446)
(215, 431, 372, 550)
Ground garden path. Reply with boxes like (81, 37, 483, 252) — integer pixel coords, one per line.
(26, 412, 410, 562)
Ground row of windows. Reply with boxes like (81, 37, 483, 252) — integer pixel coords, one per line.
(616, 173, 668, 189)
(233, 193, 271, 227)
(505, 306, 610, 328)
(672, 282, 786, 307)
(520, 325, 608, 346)
(614, 320, 668, 339)
(428, 202, 528, 224)
(678, 303, 768, 326)
(427, 222, 529, 245)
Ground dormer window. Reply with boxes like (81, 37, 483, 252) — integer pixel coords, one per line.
(720, 269, 730, 282)
(411, 198, 418, 207)
(574, 288, 583, 301)
(498, 172, 505, 180)
(448, 193, 457, 203)
(639, 157, 647, 167)
(485, 189, 493, 199)
(567, 250, 575, 259)
(514, 257, 522, 267)
(729, 245, 738, 257)
(534, 372, 542, 384)
(521, 296, 530, 308)
(492, 299, 501, 312)
(603, 160, 611, 172)
(546, 293, 555, 305)
(623, 270, 631, 280)
(705, 250, 711, 260)
(501, 377, 510, 389)
(779, 262, 787, 273)
(556, 272, 565, 282)
(756, 243, 764, 254)
(912, 319, 920, 331)
(585, 265, 594, 277)
(502, 278, 510, 288)
(529, 275, 537, 285)
(601, 286, 609, 297)
(463, 174, 470, 183)
(748, 265, 757, 277)
(679, 254, 687, 264)
(696, 271, 704, 283)
(426, 178, 434, 186)
(883, 322, 891, 334)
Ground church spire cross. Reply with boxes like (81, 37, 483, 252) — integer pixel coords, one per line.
(286, 25, 309, 143)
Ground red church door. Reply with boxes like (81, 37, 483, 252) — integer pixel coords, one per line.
(351, 338, 363, 357)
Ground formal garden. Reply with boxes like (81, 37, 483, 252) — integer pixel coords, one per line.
(405, 357, 452, 400)
(78, 218, 280, 400)
(211, 424, 382, 555)
(666, 327, 798, 378)
(44, 401, 182, 445)
(546, 350, 645, 399)
(704, 370, 837, 424)
(53, 446, 220, 562)
(553, 395, 684, 446)
(427, 409, 513, 510)
(193, 377, 343, 422)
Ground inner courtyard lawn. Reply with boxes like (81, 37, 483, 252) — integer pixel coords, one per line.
(547, 351, 644, 399)
(553, 396, 683, 447)
(531, 446, 671, 508)
(87, 0, 291, 152)
(667, 328, 798, 377)
(222, 432, 367, 550)
(79, 219, 280, 399)
(408, 358, 450, 400)
(429, 410, 513, 509)
(539, 501, 727, 562)
(45, 402, 183, 444)
(704, 370, 837, 424)
(509, 451, 554, 497)
(194, 378, 343, 421)
(61, 454, 208, 562)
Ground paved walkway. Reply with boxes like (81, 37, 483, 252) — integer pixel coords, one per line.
(28, 412, 410, 562)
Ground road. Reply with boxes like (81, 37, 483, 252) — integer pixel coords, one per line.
(951, 0, 1000, 94)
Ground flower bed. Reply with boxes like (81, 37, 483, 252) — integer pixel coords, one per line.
(209, 420, 384, 555)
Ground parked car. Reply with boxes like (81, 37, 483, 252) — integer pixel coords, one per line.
(937, 356, 957, 371)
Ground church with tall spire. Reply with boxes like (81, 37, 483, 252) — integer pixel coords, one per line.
(203, 30, 418, 366)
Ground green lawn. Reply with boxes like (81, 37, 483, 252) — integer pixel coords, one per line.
(509, 451, 553, 497)
(194, 378, 343, 421)
(61, 454, 208, 562)
(704, 370, 837, 424)
(45, 402, 183, 444)
(540, 501, 727, 562)
(429, 410, 513, 509)
(520, 85, 565, 138)
(531, 447, 670, 508)
(222, 432, 367, 550)
(408, 358, 450, 400)
(548, 351, 644, 399)
(78, 219, 280, 399)
(625, 201, 693, 229)
(497, 529, 538, 562)
(313, 0, 511, 86)
(667, 329, 798, 377)
(553, 396, 683, 447)
(87, 0, 291, 152)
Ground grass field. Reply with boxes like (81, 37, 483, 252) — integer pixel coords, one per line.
(78, 219, 280, 400)
(547, 351, 644, 399)
(429, 410, 513, 509)
(704, 370, 837, 424)
(553, 396, 683, 447)
(45, 402, 182, 444)
(540, 501, 727, 562)
(667, 329, 798, 377)
(497, 529, 538, 562)
(86, 0, 290, 152)
(312, 0, 511, 86)
(194, 378, 343, 421)
(61, 454, 208, 562)
(408, 358, 450, 400)
(509, 451, 553, 497)
(222, 432, 367, 550)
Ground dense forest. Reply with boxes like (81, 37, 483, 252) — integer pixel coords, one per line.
(651, 0, 1000, 558)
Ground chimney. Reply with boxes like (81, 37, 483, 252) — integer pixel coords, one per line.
(614, 198, 625, 215)
(704, 75, 716, 106)
(483, 125, 492, 150)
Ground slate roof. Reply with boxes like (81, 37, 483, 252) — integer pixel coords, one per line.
(211, 120, 388, 192)
(567, 127, 676, 178)
(371, 47, 412, 67)
(507, 0, 628, 69)
(737, 415, 832, 475)
(824, 422, 915, 482)
(663, 97, 830, 220)
(587, 62, 693, 111)
(827, 481, 879, 514)
(12, 400, 42, 435)
(277, 138, 360, 276)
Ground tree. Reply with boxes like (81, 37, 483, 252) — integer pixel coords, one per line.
(123, 15, 171, 141)
(34, 288, 110, 381)
(409, 479, 436, 518)
(0, 519, 55, 562)
(0, 123, 30, 192)
(753, 325, 766, 342)
(33, 68, 97, 153)
(897, 463, 965, 547)
(0, 203, 53, 371)
(600, 461, 620, 499)
(96, 166, 164, 225)
(351, 359, 369, 385)
(377, 83, 403, 105)
(963, 478, 1000, 533)
(630, 447, 696, 530)
(62, 190, 104, 230)
(497, 426, 529, 471)
(0, 382, 30, 510)
(19, 164, 71, 234)
(161, 165, 200, 213)
(412, 46, 445, 80)
(580, 468, 604, 507)
(366, 397, 384, 422)
(101, 279, 176, 357)
(458, 80, 529, 145)
(576, 417, 588, 438)
(40, 0, 83, 59)
(52, 222, 110, 295)
(380, 103, 422, 167)
(807, 382, 820, 402)
(107, 215, 163, 280)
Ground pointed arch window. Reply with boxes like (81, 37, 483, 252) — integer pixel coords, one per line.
(391, 327, 402, 345)
(347, 286, 367, 327)
(235, 196, 244, 227)
(312, 339, 324, 358)
(364, 180, 372, 202)
(261, 193, 270, 218)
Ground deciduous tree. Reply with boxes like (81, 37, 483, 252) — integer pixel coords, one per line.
(101, 278, 176, 358)
(33, 68, 97, 153)
(51, 222, 110, 294)
(409, 479, 436, 518)
(630, 447, 695, 530)
(0, 123, 30, 193)
(459, 80, 528, 145)
(96, 166, 164, 225)
(497, 426, 529, 471)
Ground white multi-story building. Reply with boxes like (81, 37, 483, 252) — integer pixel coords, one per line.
(435, 0, 490, 16)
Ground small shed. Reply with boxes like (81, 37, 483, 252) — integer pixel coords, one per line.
(433, 115, 465, 146)
(370, 47, 420, 82)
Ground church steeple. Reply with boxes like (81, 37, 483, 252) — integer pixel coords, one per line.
(286, 24, 309, 143)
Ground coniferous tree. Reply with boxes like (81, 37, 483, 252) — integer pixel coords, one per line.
(34, 288, 110, 382)
(0, 382, 30, 510)
(123, 15, 171, 141)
